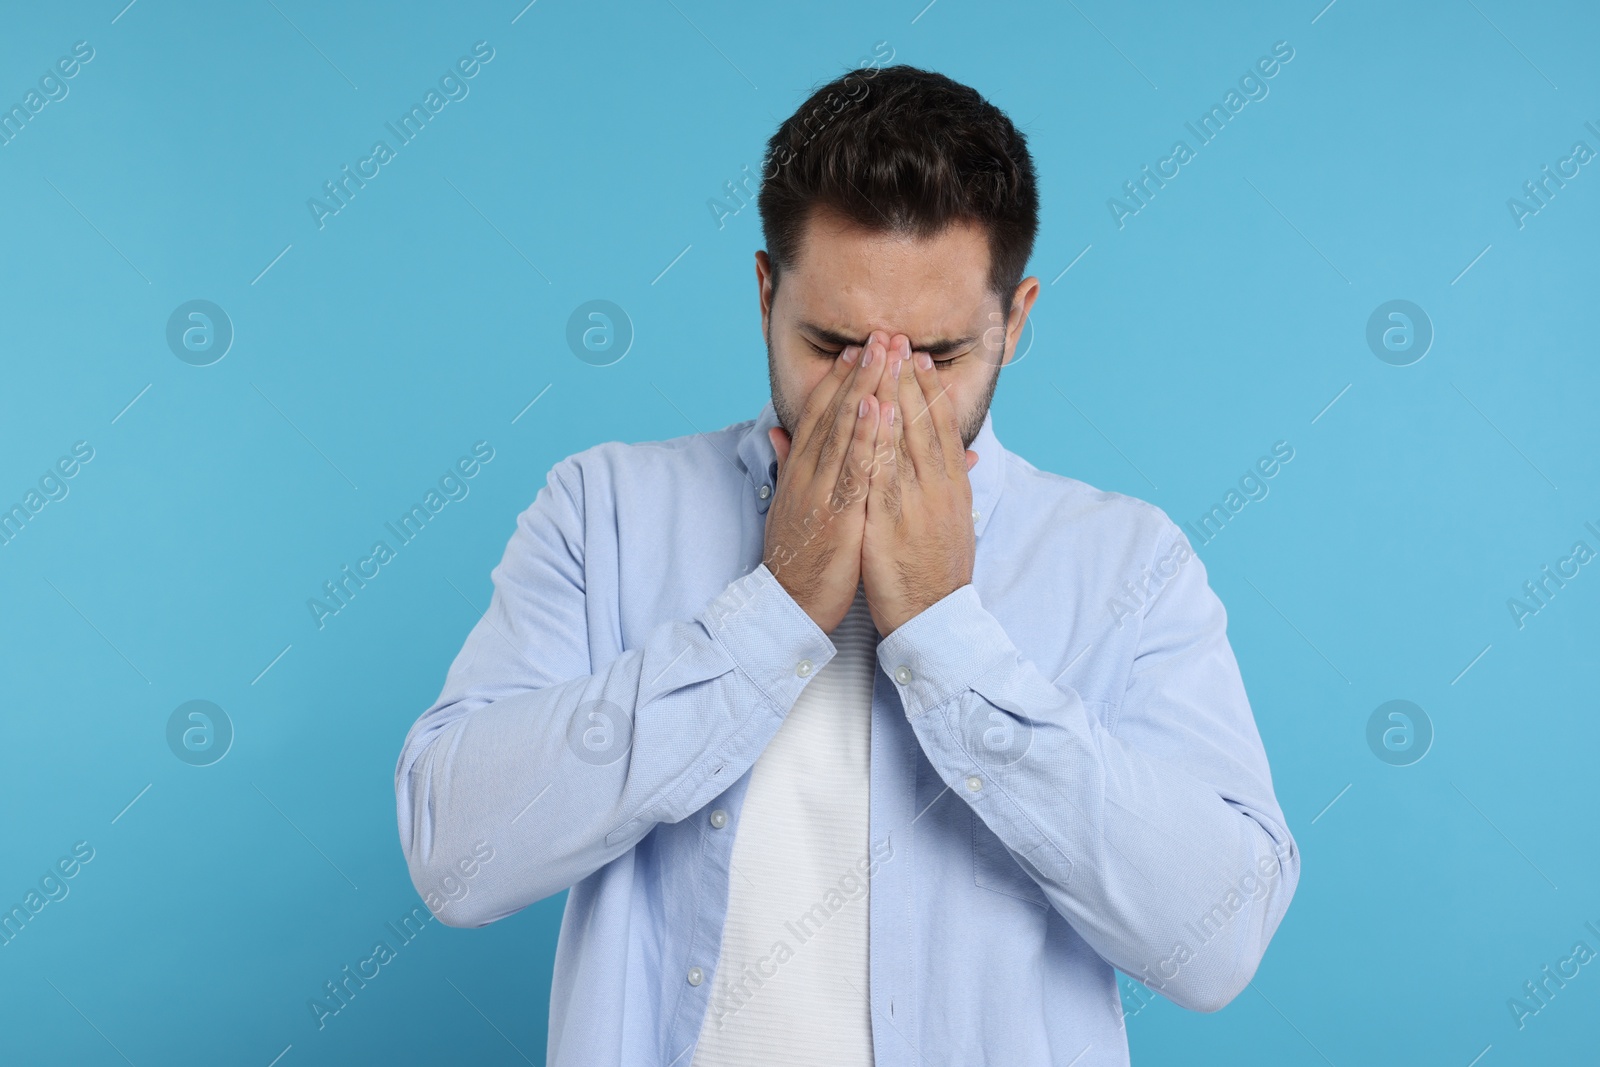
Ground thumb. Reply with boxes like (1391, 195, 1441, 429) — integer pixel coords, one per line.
(769, 427, 791, 474)
(966, 449, 979, 472)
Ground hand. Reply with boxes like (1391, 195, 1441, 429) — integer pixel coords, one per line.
(860, 333, 980, 638)
(764, 331, 891, 633)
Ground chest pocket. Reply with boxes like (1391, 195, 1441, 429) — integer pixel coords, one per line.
(970, 699, 1115, 907)
(971, 810, 1050, 907)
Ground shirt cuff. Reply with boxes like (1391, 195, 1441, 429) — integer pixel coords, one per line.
(700, 562, 837, 712)
(876, 583, 1012, 719)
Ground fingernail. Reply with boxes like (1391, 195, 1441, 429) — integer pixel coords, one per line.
(858, 396, 868, 418)
(842, 345, 857, 364)
(917, 352, 932, 371)
(892, 357, 902, 379)
(862, 344, 874, 368)
(888, 402, 895, 426)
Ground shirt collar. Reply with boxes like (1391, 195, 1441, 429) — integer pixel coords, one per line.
(736, 396, 1006, 539)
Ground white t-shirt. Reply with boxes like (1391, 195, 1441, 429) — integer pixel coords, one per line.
(691, 581, 877, 1066)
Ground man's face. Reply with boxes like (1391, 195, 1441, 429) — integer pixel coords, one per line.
(757, 206, 1038, 451)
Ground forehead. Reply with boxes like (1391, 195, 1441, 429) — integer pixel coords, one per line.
(781, 206, 996, 332)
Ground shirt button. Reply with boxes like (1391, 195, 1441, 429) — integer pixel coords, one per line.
(687, 966, 704, 986)
(971, 507, 980, 524)
(894, 665, 913, 685)
(966, 775, 983, 792)
(796, 659, 813, 677)
(759, 483, 771, 500)
(710, 809, 728, 829)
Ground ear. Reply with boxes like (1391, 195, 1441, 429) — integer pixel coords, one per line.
(1001, 276, 1041, 369)
(755, 250, 775, 339)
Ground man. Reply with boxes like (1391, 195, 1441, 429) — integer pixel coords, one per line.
(395, 65, 1298, 1066)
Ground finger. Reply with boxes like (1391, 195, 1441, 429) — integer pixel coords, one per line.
(898, 344, 945, 481)
(810, 335, 886, 485)
(769, 427, 791, 469)
(915, 347, 960, 479)
(790, 342, 864, 470)
(825, 329, 889, 479)
(881, 337, 917, 486)
(788, 334, 873, 463)
(798, 341, 862, 481)
(833, 390, 879, 515)
(869, 375, 903, 520)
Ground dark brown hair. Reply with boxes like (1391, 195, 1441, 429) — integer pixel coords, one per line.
(758, 64, 1039, 317)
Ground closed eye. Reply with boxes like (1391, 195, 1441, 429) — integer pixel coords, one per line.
(808, 341, 958, 367)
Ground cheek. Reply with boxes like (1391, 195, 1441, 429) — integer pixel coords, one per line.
(785, 358, 831, 401)
(930, 364, 966, 399)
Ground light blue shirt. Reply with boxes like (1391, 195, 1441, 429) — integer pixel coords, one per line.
(394, 398, 1300, 1066)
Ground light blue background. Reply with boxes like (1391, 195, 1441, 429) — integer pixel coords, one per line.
(2, 1, 1596, 1064)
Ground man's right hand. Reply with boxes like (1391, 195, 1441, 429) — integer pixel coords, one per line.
(763, 331, 891, 634)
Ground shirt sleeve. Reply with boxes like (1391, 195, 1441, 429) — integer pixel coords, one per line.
(394, 456, 836, 927)
(875, 518, 1299, 1014)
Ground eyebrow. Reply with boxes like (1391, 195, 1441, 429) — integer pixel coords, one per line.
(797, 321, 978, 358)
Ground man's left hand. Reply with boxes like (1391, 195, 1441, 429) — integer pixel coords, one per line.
(859, 333, 980, 638)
